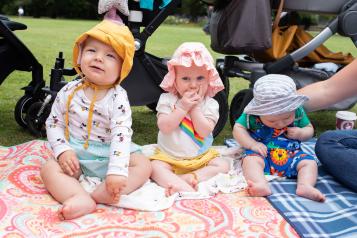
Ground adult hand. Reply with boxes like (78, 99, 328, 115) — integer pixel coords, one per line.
(58, 150, 80, 177)
(251, 142, 268, 157)
(106, 175, 127, 203)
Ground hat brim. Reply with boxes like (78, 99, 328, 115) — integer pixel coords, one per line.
(244, 94, 309, 115)
(159, 42, 224, 97)
(73, 20, 134, 84)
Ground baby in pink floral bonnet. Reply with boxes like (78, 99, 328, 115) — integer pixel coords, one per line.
(149, 42, 230, 196)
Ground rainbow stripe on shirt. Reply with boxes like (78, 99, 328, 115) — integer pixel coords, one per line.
(179, 117, 204, 147)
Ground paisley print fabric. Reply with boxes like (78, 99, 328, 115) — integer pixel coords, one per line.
(0, 140, 298, 237)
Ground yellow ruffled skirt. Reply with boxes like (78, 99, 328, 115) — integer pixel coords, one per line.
(150, 148, 219, 174)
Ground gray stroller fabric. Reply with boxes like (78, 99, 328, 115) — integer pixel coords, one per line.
(210, 0, 272, 54)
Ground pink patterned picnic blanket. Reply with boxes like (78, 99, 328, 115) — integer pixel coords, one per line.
(0, 140, 298, 237)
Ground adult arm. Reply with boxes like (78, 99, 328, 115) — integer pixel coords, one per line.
(298, 59, 357, 112)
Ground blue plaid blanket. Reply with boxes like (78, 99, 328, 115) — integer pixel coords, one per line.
(225, 138, 357, 237)
(267, 138, 357, 238)
(268, 167, 357, 238)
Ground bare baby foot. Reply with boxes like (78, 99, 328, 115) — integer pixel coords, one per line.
(165, 182, 196, 197)
(296, 183, 325, 202)
(179, 173, 198, 190)
(165, 185, 178, 197)
(58, 194, 96, 220)
(91, 185, 120, 205)
(246, 180, 272, 197)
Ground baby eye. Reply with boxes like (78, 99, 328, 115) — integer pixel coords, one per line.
(181, 77, 190, 81)
(197, 76, 205, 81)
(107, 53, 116, 59)
(86, 48, 96, 53)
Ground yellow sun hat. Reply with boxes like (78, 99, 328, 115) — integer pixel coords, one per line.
(72, 19, 135, 83)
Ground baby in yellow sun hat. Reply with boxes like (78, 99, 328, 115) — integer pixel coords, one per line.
(41, 18, 151, 220)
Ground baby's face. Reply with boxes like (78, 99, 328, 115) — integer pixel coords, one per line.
(80, 37, 122, 86)
(260, 111, 295, 129)
(174, 65, 209, 97)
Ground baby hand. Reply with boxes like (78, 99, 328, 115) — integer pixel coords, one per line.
(58, 150, 80, 177)
(286, 127, 302, 140)
(196, 85, 205, 103)
(178, 91, 199, 111)
(250, 142, 268, 157)
(105, 175, 127, 203)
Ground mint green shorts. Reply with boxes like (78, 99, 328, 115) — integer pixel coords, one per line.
(69, 137, 141, 179)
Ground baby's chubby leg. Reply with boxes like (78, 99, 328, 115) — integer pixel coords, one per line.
(92, 153, 152, 204)
(179, 173, 198, 190)
(124, 153, 152, 194)
(296, 160, 325, 202)
(40, 159, 96, 220)
(151, 160, 196, 196)
(242, 156, 272, 197)
(187, 157, 231, 183)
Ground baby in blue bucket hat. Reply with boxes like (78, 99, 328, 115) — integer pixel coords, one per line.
(233, 74, 325, 202)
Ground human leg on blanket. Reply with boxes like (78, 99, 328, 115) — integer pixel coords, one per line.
(316, 129, 357, 192)
(41, 153, 151, 220)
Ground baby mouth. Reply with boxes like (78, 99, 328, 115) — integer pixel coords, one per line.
(90, 65, 104, 71)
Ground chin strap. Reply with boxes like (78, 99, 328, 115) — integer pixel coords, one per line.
(65, 78, 113, 149)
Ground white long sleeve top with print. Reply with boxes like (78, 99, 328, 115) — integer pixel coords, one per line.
(46, 80, 132, 177)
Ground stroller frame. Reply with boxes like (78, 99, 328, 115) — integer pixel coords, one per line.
(0, 0, 229, 138)
(215, 0, 357, 127)
(0, 15, 46, 129)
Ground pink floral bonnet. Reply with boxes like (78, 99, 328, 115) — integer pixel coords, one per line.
(160, 42, 224, 97)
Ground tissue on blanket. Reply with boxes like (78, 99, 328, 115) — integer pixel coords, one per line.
(80, 144, 247, 211)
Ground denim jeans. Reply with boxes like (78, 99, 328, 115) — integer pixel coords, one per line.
(315, 129, 357, 192)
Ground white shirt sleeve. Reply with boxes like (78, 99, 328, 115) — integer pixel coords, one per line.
(156, 93, 176, 116)
(45, 84, 73, 159)
(106, 87, 133, 177)
(203, 97, 220, 125)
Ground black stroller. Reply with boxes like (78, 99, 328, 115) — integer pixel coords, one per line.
(0, 0, 229, 137)
(209, 0, 357, 127)
(0, 14, 76, 136)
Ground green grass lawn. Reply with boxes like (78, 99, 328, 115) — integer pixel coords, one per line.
(0, 17, 356, 146)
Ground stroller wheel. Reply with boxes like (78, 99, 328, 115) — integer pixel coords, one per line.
(14, 95, 35, 128)
(213, 90, 228, 137)
(26, 102, 50, 137)
(229, 89, 253, 128)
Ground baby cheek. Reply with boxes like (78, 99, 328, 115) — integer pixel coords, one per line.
(200, 82, 209, 93)
(286, 118, 295, 125)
